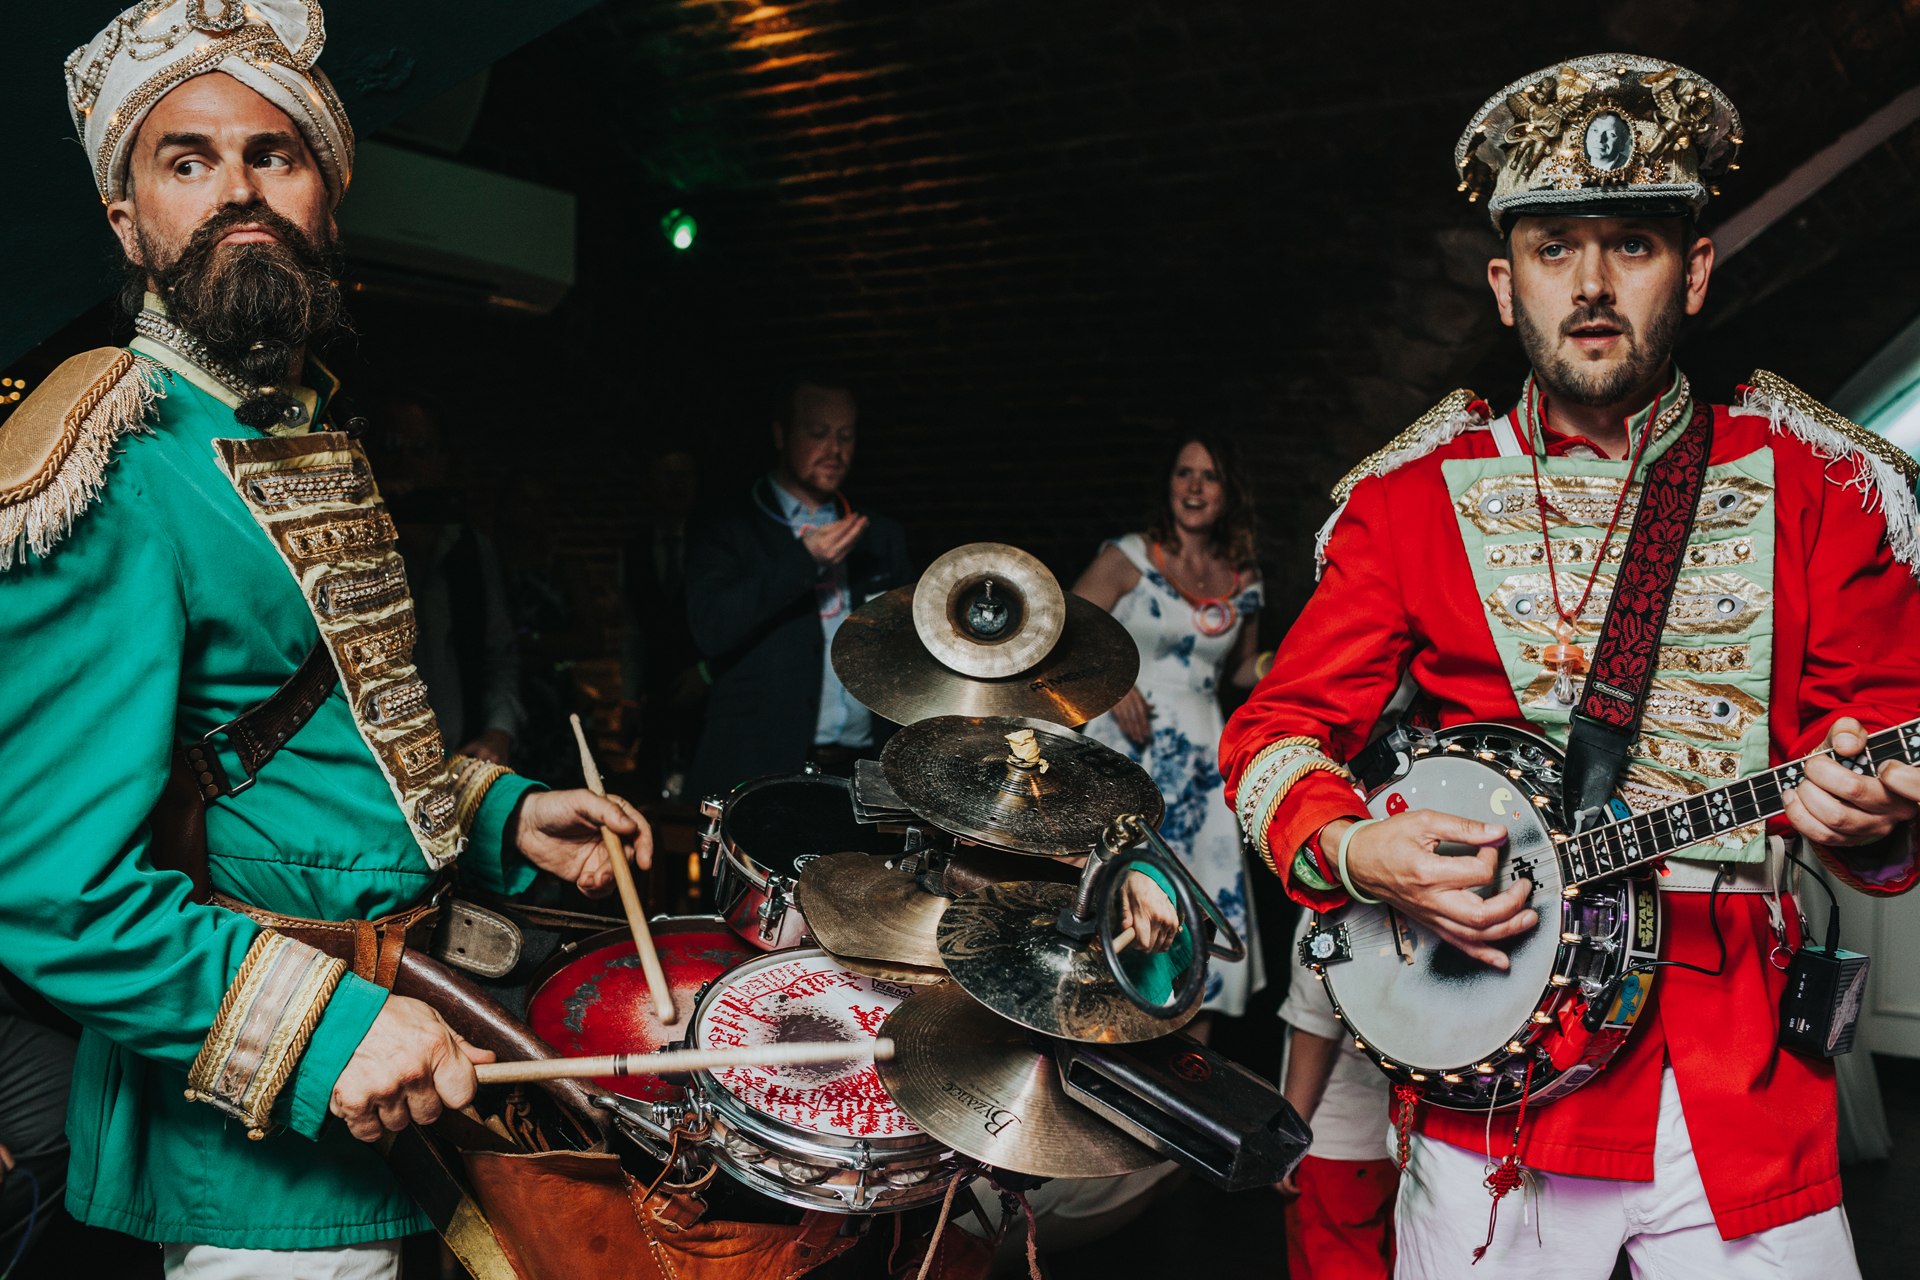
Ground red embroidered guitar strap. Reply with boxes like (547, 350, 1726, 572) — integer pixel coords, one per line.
(1561, 401, 1715, 830)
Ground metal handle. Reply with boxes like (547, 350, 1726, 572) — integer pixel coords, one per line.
(1099, 840, 1207, 1019)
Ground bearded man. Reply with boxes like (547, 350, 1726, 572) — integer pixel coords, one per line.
(0, 5, 649, 1277)
(1223, 55, 1920, 1278)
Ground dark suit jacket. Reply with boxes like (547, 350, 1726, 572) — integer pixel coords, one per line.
(683, 478, 913, 800)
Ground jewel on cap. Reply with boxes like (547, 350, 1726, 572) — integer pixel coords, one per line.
(64, 0, 353, 205)
(1455, 54, 1741, 234)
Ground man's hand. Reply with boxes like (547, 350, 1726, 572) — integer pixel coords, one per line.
(1328, 811, 1534, 969)
(331, 996, 494, 1142)
(1783, 716, 1920, 849)
(458, 728, 513, 766)
(1111, 687, 1153, 747)
(800, 513, 869, 567)
(512, 789, 653, 897)
(1119, 870, 1179, 953)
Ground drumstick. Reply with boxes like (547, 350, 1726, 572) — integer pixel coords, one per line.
(1112, 927, 1137, 952)
(570, 713, 677, 1025)
(476, 1038, 895, 1084)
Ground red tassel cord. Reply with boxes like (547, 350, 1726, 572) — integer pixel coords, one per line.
(1472, 1058, 1537, 1265)
(1393, 1084, 1423, 1171)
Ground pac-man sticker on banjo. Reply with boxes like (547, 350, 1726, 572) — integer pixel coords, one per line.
(1385, 792, 1409, 815)
(1491, 787, 1513, 816)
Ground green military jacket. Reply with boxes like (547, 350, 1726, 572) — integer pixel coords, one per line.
(0, 331, 540, 1247)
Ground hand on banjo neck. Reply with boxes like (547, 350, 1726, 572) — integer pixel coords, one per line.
(1319, 811, 1536, 970)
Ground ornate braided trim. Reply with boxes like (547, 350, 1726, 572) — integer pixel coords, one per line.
(449, 755, 513, 840)
(1235, 736, 1354, 873)
(1316, 390, 1487, 579)
(186, 931, 345, 1140)
(0, 350, 161, 571)
(1739, 370, 1920, 577)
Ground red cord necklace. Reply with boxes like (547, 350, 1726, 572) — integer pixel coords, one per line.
(1521, 377, 1671, 703)
(1151, 541, 1241, 637)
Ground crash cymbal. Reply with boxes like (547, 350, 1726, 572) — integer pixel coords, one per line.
(796, 853, 949, 969)
(818, 948, 949, 987)
(912, 543, 1066, 679)
(880, 717, 1163, 856)
(876, 982, 1162, 1178)
(832, 587, 1138, 727)
(935, 882, 1200, 1044)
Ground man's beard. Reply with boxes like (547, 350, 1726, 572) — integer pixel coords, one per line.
(1514, 278, 1686, 409)
(125, 204, 349, 425)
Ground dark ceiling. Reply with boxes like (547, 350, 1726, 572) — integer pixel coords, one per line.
(11, 0, 1920, 635)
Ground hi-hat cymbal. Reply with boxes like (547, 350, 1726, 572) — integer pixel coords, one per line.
(877, 982, 1163, 1178)
(832, 587, 1138, 727)
(912, 543, 1065, 679)
(935, 882, 1200, 1044)
(797, 853, 949, 969)
(881, 717, 1163, 855)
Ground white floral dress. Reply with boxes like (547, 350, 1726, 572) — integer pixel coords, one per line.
(1083, 533, 1267, 1014)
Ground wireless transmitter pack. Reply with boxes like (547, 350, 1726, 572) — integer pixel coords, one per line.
(1778, 851, 1871, 1059)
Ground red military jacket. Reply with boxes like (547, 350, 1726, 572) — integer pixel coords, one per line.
(1222, 375, 1920, 1240)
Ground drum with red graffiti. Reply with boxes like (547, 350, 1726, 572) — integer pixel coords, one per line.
(525, 916, 757, 1103)
(684, 948, 965, 1213)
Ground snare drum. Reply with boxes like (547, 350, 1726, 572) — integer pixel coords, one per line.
(526, 916, 756, 1103)
(685, 948, 962, 1213)
(700, 773, 903, 950)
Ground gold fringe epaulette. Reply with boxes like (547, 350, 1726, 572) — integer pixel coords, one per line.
(1329, 389, 1485, 507)
(1739, 370, 1920, 575)
(0, 347, 162, 571)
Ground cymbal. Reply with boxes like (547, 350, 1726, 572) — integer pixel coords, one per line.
(935, 882, 1200, 1044)
(832, 587, 1138, 727)
(796, 853, 949, 969)
(877, 982, 1163, 1178)
(911, 543, 1065, 679)
(818, 948, 949, 986)
(881, 717, 1163, 855)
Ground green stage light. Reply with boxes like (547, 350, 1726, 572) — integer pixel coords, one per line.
(661, 209, 697, 251)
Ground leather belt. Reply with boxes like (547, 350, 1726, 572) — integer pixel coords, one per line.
(180, 640, 338, 803)
(1657, 836, 1785, 895)
(212, 885, 447, 989)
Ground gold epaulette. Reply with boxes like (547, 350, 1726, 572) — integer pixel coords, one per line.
(0, 347, 162, 571)
(1329, 389, 1485, 506)
(1746, 370, 1919, 488)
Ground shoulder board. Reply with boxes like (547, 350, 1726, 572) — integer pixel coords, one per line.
(1738, 369, 1920, 575)
(1328, 389, 1487, 506)
(0, 348, 162, 572)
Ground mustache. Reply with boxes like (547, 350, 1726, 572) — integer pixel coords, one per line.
(1558, 304, 1635, 339)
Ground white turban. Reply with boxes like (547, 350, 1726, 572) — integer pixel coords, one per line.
(65, 0, 354, 205)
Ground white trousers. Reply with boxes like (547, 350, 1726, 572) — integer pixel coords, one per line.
(161, 1238, 401, 1280)
(1394, 1069, 1859, 1279)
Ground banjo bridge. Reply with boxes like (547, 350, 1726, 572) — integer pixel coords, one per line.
(1387, 909, 1416, 966)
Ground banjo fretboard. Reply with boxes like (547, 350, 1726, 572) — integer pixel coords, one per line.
(1562, 716, 1920, 885)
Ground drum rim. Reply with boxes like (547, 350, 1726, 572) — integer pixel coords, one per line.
(717, 772, 858, 887)
(525, 914, 746, 1001)
(689, 946, 943, 1159)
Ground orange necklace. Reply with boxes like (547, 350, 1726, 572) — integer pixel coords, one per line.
(1151, 541, 1241, 637)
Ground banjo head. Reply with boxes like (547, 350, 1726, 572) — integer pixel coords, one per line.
(1314, 723, 1659, 1111)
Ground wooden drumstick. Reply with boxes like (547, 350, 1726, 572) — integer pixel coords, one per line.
(476, 1038, 895, 1084)
(570, 713, 677, 1025)
(1112, 926, 1137, 952)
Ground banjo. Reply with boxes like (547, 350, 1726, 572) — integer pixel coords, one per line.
(1303, 716, 1920, 1111)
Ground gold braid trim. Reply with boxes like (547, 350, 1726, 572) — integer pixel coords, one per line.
(186, 931, 346, 1139)
(1329, 389, 1484, 507)
(449, 754, 513, 839)
(1748, 370, 1919, 488)
(1235, 736, 1354, 874)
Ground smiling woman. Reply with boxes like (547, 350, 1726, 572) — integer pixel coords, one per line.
(1071, 434, 1268, 1029)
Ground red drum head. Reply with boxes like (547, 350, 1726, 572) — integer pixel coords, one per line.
(528, 918, 756, 1101)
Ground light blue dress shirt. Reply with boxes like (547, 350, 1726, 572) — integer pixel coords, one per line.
(768, 476, 874, 747)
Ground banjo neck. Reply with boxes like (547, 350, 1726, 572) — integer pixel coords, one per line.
(1560, 716, 1920, 887)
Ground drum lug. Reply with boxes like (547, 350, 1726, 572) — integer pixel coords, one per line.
(758, 875, 793, 943)
(852, 1139, 873, 1171)
(698, 797, 724, 862)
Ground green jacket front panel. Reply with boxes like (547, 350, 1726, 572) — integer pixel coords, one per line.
(0, 362, 538, 1247)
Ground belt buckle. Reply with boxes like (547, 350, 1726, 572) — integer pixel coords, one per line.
(186, 720, 258, 798)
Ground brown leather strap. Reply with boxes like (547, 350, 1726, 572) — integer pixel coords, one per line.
(211, 888, 443, 990)
(179, 639, 338, 803)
